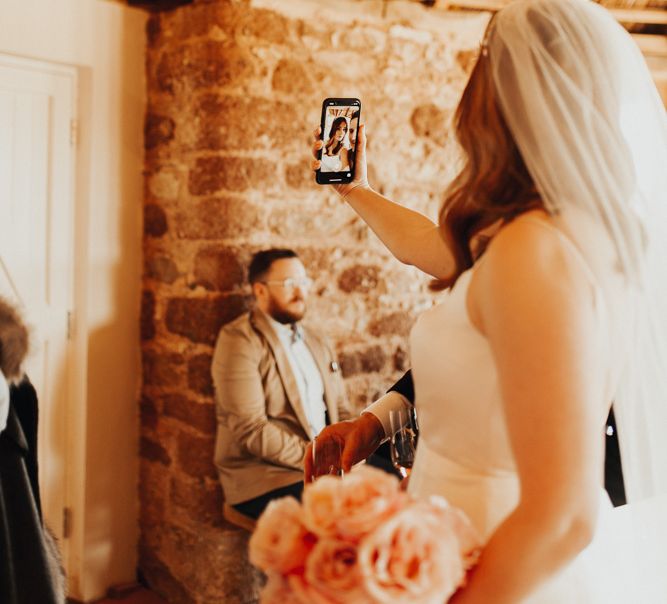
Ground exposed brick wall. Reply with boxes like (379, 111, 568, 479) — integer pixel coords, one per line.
(140, 0, 486, 601)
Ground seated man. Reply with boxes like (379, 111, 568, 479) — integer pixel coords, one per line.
(212, 249, 353, 519)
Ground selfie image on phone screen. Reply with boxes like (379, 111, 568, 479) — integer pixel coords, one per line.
(316, 97, 361, 185)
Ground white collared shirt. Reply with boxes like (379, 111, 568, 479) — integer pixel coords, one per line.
(269, 317, 327, 437)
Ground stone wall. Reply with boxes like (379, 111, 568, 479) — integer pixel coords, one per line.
(139, 0, 486, 601)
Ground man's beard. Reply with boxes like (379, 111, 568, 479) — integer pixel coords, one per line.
(266, 296, 306, 324)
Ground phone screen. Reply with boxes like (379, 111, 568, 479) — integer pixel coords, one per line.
(316, 98, 361, 185)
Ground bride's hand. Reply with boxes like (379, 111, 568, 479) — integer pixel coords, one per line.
(311, 124, 370, 198)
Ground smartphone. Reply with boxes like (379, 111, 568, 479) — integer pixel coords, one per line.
(316, 97, 361, 185)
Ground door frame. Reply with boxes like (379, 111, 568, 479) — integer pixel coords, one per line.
(0, 52, 88, 596)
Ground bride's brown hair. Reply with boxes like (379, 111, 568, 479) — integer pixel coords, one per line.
(432, 33, 544, 291)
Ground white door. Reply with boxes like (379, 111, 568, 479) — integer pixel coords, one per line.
(0, 55, 76, 569)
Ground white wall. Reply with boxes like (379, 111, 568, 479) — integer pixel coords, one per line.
(0, 0, 146, 600)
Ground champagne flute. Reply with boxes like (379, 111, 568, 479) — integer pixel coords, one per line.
(310, 435, 344, 481)
(389, 407, 418, 479)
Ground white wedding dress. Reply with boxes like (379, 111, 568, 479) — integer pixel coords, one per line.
(406, 222, 635, 603)
(321, 150, 346, 173)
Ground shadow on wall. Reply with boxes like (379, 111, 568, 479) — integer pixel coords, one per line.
(79, 7, 144, 601)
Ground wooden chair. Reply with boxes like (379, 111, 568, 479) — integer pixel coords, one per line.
(223, 503, 257, 532)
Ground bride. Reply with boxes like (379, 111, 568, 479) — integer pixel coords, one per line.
(306, 0, 667, 601)
(320, 116, 350, 173)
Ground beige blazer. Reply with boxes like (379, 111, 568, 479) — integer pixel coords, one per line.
(212, 308, 352, 505)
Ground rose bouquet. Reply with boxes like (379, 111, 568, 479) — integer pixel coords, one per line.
(249, 465, 481, 604)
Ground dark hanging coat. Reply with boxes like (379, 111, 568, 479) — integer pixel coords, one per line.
(0, 378, 63, 604)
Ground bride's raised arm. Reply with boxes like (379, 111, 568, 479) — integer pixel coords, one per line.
(312, 124, 456, 281)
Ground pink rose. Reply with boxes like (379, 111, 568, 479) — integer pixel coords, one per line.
(260, 573, 302, 604)
(358, 503, 466, 604)
(288, 573, 343, 604)
(335, 466, 405, 542)
(417, 496, 481, 569)
(249, 497, 313, 574)
(302, 475, 343, 538)
(304, 539, 373, 603)
(302, 466, 404, 541)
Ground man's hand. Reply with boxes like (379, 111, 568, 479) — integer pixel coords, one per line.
(304, 413, 385, 482)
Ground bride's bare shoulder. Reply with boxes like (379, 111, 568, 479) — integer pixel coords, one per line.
(471, 208, 597, 309)
(481, 210, 569, 274)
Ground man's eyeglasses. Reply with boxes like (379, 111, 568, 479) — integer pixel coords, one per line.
(260, 278, 313, 291)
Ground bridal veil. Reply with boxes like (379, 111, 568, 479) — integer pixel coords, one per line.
(486, 0, 667, 501)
